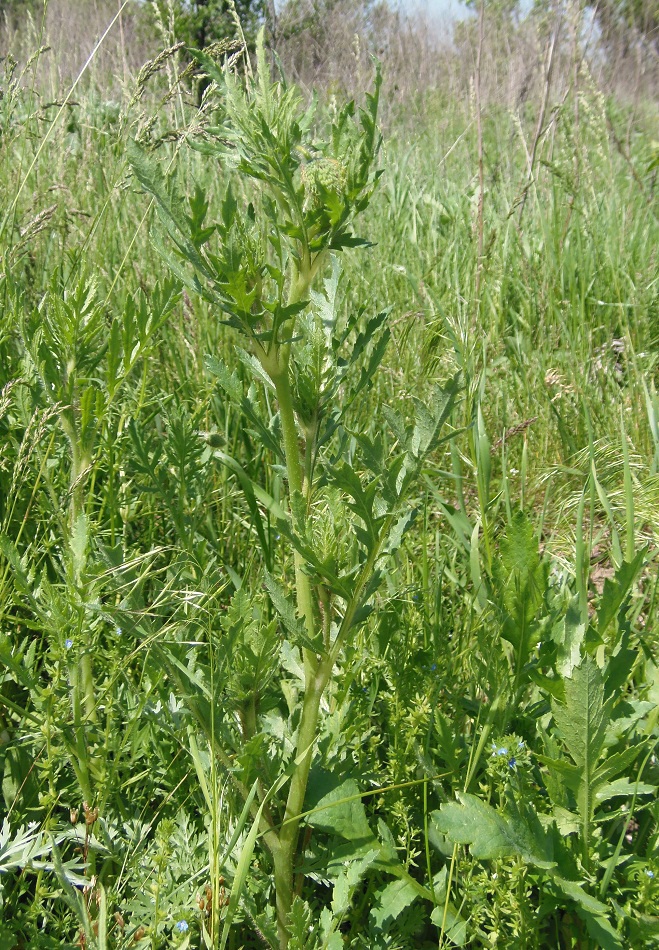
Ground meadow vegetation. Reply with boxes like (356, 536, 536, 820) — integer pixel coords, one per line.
(0, 1, 658, 947)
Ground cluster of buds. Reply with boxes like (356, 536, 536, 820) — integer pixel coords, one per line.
(83, 801, 99, 826)
(197, 878, 228, 918)
(301, 157, 347, 210)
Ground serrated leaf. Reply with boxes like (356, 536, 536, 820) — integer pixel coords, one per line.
(382, 405, 407, 445)
(235, 346, 276, 391)
(127, 140, 212, 281)
(495, 510, 547, 662)
(598, 550, 645, 638)
(369, 878, 417, 932)
(553, 656, 609, 773)
(205, 355, 244, 404)
(432, 793, 554, 868)
(381, 508, 417, 556)
(127, 139, 188, 234)
(555, 596, 587, 678)
(331, 849, 379, 918)
(536, 755, 582, 796)
(263, 572, 324, 655)
(592, 744, 646, 787)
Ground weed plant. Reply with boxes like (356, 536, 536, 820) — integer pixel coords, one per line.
(0, 19, 658, 950)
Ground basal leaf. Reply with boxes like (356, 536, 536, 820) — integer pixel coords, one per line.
(432, 793, 554, 868)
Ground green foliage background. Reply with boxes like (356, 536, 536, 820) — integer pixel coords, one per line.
(0, 6, 658, 949)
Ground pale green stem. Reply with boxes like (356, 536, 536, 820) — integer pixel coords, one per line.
(272, 371, 317, 662)
(68, 436, 97, 727)
(61, 413, 98, 816)
(273, 672, 326, 947)
(267, 258, 330, 946)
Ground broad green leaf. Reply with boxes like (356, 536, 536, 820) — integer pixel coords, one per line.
(594, 777, 655, 803)
(555, 878, 623, 950)
(430, 903, 468, 947)
(369, 878, 417, 932)
(553, 656, 609, 776)
(306, 779, 375, 844)
(432, 793, 554, 868)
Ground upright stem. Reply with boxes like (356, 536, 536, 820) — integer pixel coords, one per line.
(270, 339, 323, 948)
(70, 438, 97, 727)
(266, 255, 330, 946)
(274, 668, 329, 946)
(474, 0, 485, 308)
(60, 412, 98, 825)
(272, 370, 317, 660)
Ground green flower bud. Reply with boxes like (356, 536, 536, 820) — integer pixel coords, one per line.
(302, 158, 347, 209)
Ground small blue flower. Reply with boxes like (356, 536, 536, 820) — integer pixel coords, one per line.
(508, 758, 517, 769)
(116, 626, 122, 636)
(175, 920, 189, 933)
(517, 740, 525, 749)
(65, 639, 73, 650)
(430, 663, 437, 672)
(497, 747, 508, 757)
(645, 869, 655, 879)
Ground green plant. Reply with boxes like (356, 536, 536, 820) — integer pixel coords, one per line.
(127, 34, 461, 946)
(1, 9, 658, 947)
(433, 545, 658, 948)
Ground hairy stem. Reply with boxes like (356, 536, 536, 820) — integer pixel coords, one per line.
(275, 666, 330, 947)
(266, 257, 340, 945)
(272, 370, 317, 661)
